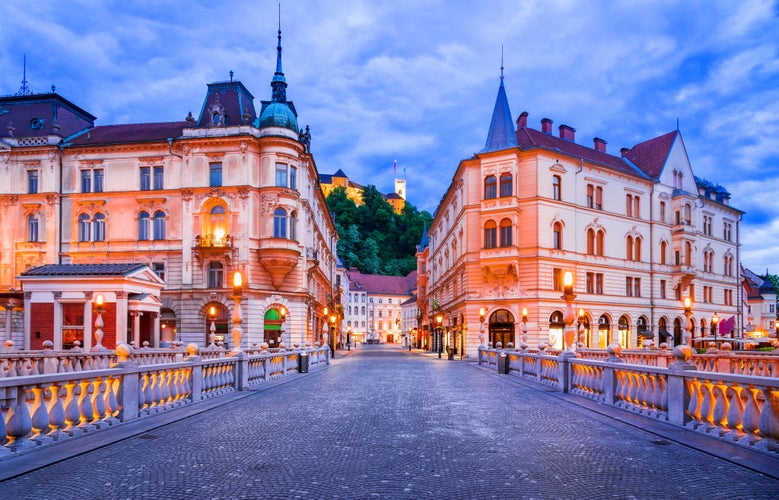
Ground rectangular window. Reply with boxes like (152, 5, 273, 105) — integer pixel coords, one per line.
(153, 166, 164, 190)
(660, 279, 667, 299)
(93, 169, 104, 192)
(275, 163, 288, 187)
(586, 273, 594, 294)
(553, 268, 563, 291)
(634, 277, 641, 297)
(290, 166, 297, 190)
(552, 175, 561, 201)
(626, 277, 633, 297)
(595, 186, 603, 210)
(484, 227, 497, 249)
(659, 201, 666, 223)
(210, 162, 222, 187)
(27, 215, 39, 242)
(152, 263, 165, 282)
(81, 170, 92, 193)
(28, 170, 39, 194)
(633, 196, 640, 219)
(586, 184, 594, 208)
(595, 273, 603, 295)
(499, 174, 512, 197)
(140, 167, 151, 191)
(484, 176, 497, 200)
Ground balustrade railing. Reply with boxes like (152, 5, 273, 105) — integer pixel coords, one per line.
(0, 344, 329, 458)
(478, 345, 779, 456)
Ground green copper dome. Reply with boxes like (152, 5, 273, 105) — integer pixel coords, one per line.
(258, 101, 298, 131)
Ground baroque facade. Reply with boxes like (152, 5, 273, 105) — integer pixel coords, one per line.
(0, 28, 339, 350)
(418, 73, 743, 357)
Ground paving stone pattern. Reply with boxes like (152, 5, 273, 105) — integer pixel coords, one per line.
(1, 345, 778, 499)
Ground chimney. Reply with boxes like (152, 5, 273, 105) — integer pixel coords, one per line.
(541, 118, 553, 134)
(516, 111, 528, 128)
(593, 137, 607, 153)
(559, 124, 575, 142)
(620, 147, 629, 157)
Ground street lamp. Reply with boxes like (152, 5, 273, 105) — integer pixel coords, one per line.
(279, 306, 287, 346)
(683, 297, 693, 346)
(479, 307, 486, 346)
(521, 307, 529, 350)
(231, 271, 243, 354)
(712, 311, 720, 347)
(561, 271, 577, 354)
(435, 313, 444, 358)
(92, 294, 107, 351)
(209, 305, 216, 347)
(329, 312, 337, 357)
(578, 308, 585, 348)
(347, 326, 352, 351)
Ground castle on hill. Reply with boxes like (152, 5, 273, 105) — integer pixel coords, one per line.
(319, 168, 406, 214)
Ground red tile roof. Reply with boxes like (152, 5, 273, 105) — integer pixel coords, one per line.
(67, 122, 188, 146)
(623, 130, 678, 179)
(347, 269, 416, 295)
(516, 126, 649, 179)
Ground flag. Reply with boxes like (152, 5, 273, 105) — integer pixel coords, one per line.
(717, 315, 735, 336)
(393, 160, 397, 176)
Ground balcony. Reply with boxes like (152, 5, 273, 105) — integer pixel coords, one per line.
(193, 233, 235, 262)
(257, 238, 302, 289)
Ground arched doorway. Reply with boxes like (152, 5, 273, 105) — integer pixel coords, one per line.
(204, 304, 228, 348)
(618, 315, 631, 348)
(577, 312, 591, 347)
(160, 308, 177, 346)
(549, 311, 564, 349)
(637, 316, 650, 348)
(488, 309, 515, 347)
(264, 308, 285, 348)
(658, 317, 671, 345)
(673, 318, 683, 346)
(597, 314, 611, 348)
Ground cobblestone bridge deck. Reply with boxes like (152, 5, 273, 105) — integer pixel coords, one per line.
(1, 344, 777, 499)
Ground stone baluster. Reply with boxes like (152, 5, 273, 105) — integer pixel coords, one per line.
(78, 379, 96, 432)
(47, 383, 67, 440)
(757, 386, 779, 448)
(30, 385, 52, 444)
(725, 385, 746, 441)
(63, 381, 81, 436)
(741, 387, 761, 444)
(5, 386, 34, 451)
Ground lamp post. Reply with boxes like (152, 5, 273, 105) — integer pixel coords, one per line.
(209, 305, 216, 347)
(347, 326, 352, 351)
(436, 313, 443, 358)
(92, 294, 107, 351)
(479, 307, 486, 346)
(279, 306, 287, 346)
(578, 308, 585, 348)
(329, 312, 337, 358)
(682, 297, 693, 346)
(712, 311, 719, 347)
(521, 307, 528, 350)
(230, 271, 243, 354)
(561, 271, 577, 354)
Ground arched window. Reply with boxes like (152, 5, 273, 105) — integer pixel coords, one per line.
(78, 213, 91, 242)
(290, 210, 298, 241)
(660, 241, 668, 265)
(685, 241, 692, 266)
(138, 211, 150, 241)
(153, 210, 166, 240)
(684, 203, 692, 225)
(626, 235, 634, 260)
(27, 214, 39, 242)
(93, 213, 106, 242)
(552, 175, 561, 201)
(596, 230, 605, 256)
(499, 173, 513, 197)
(499, 218, 512, 247)
(484, 220, 497, 249)
(273, 208, 288, 238)
(553, 222, 562, 249)
(207, 262, 223, 289)
(484, 175, 497, 200)
(635, 237, 642, 261)
(586, 228, 595, 255)
(207, 204, 228, 246)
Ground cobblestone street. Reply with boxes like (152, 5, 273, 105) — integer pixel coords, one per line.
(1, 345, 777, 499)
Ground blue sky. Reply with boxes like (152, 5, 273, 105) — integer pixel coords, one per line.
(2, 0, 778, 272)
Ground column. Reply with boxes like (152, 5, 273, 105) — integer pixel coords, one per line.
(153, 312, 160, 348)
(131, 311, 142, 348)
(4, 302, 12, 342)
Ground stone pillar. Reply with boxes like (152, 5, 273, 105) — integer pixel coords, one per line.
(153, 312, 161, 348)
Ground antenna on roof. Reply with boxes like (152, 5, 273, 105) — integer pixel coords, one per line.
(676, 117, 680, 131)
(500, 45, 504, 81)
(15, 54, 33, 96)
(229, 70, 234, 81)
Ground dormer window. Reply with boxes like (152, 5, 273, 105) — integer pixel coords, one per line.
(30, 118, 44, 130)
(212, 112, 220, 124)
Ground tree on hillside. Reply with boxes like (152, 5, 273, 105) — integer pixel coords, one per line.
(325, 184, 432, 276)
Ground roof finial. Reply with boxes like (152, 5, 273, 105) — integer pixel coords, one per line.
(275, 2, 283, 75)
(229, 70, 234, 81)
(16, 54, 33, 96)
(500, 45, 504, 81)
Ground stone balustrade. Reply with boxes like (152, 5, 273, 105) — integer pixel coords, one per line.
(0, 343, 328, 458)
(479, 345, 779, 456)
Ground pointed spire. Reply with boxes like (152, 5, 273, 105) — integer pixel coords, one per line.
(480, 55, 517, 153)
(271, 3, 287, 103)
(15, 54, 33, 96)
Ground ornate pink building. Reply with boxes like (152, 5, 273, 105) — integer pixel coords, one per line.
(419, 71, 743, 357)
(0, 29, 339, 350)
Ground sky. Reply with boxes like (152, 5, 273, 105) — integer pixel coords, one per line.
(2, 0, 778, 272)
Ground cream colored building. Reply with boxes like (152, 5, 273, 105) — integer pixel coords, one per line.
(0, 30, 338, 350)
(420, 74, 743, 357)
